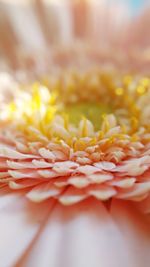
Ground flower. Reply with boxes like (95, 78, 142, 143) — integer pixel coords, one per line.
(0, 70, 150, 267)
(0, 1, 150, 267)
(0, 71, 150, 205)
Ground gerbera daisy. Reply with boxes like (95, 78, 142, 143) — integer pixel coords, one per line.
(0, 1, 150, 267)
(0, 69, 150, 267)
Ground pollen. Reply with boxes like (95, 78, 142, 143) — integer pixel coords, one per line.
(115, 87, 124, 96)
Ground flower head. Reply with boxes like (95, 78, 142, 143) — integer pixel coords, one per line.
(0, 70, 150, 206)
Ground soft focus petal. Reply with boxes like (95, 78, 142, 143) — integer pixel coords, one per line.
(0, 189, 55, 267)
(15, 199, 149, 267)
(111, 199, 150, 267)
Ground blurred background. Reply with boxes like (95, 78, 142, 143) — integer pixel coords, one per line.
(0, 0, 150, 74)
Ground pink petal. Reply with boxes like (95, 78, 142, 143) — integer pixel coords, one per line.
(135, 195, 150, 214)
(0, 159, 8, 169)
(117, 182, 150, 200)
(0, 190, 54, 267)
(9, 179, 42, 190)
(16, 199, 143, 267)
(111, 199, 150, 267)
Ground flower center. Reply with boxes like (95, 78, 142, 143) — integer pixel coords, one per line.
(63, 102, 112, 130)
(1, 71, 150, 143)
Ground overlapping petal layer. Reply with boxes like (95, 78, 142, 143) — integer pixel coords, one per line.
(0, 71, 150, 207)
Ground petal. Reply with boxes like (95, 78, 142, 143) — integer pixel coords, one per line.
(27, 182, 62, 202)
(89, 173, 113, 183)
(0, 146, 39, 159)
(7, 160, 36, 169)
(8, 170, 42, 179)
(58, 187, 87, 205)
(38, 148, 56, 161)
(0, 159, 8, 169)
(32, 159, 53, 168)
(37, 170, 60, 178)
(69, 176, 90, 188)
(53, 161, 79, 172)
(9, 179, 42, 190)
(76, 165, 100, 175)
(94, 161, 116, 171)
(109, 178, 136, 188)
(135, 194, 150, 214)
(117, 182, 150, 200)
(17, 199, 140, 267)
(0, 172, 9, 178)
(111, 199, 150, 267)
(87, 185, 117, 200)
(0, 190, 54, 267)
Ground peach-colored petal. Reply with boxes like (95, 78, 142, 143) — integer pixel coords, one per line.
(136, 195, 150, 214)
(0, 190, 55, 267)
(58, 187, 87, 205)
(38, 148, 56, 161)
(111, 200, 150, 267)
(0, 159, 9, 169)
(16, 199, 148, 267)
(68, 176, 90, 188)
(88, 185, 117, 200)
(9, 179, 42, 190)
(37, 169, 61, 179)
(7, 160, 37, 169)
(32, 159, 53, 168)
(94, 161, 116, 171)
(117, 182, 150, 201)
(89, 173, 113, 183)
(109, 177, 136, 188)
(76, 165, 100, 175)
(0, 171, 9, 178)
(0, 146, 39, 160)
(27, 182, 62, 202)
(8, 170, 42, 179)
